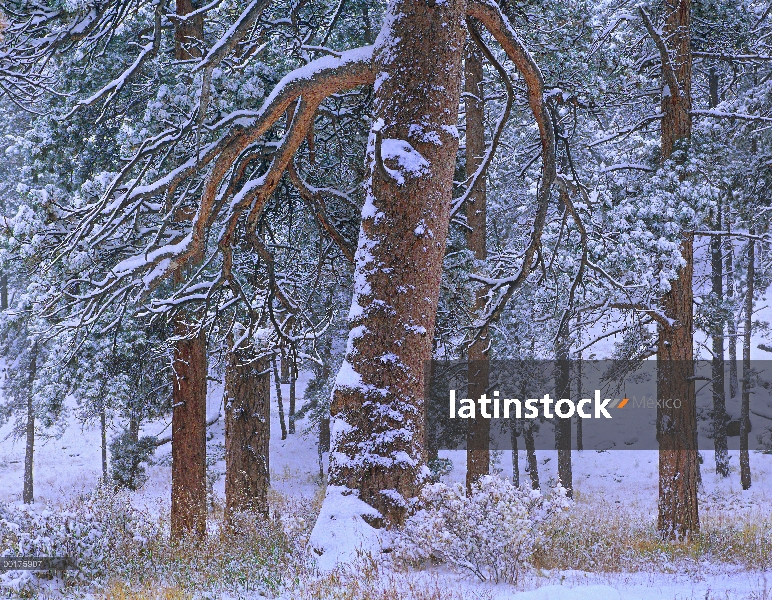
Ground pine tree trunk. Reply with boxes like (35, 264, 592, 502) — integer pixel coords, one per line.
(555, 333, 572, 497)
(23, 342, 38, 505)
(272, 358, 287, 440)
(575, 333, 583, 452)
(708, 70, 729, 477)
(464, 37, 490, 491)
(174, 0, 203, 60)
(288, 357, 296, 435)
(524, 423, 539, 490)
(100, 397, 108, 479)
(655, 0, 699, 540)
(325, 0, 467, 526)
(0, 272, 7, 310)
(224, 344, 271, 520)
(281, 353, 290, 384)
(711, 202, 729, 477)
(740, 235, 754, 490)
(171, 324, 208, 540)
(129, 412, 140, 444)
(726, 202, 739, 399)
(511, 422, 519, 487)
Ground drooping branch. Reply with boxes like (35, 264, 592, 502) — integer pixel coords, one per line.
(450, 18, 514, 218)
(466, 0, 556, 322)
(287, 162, 356, 262)
(91, 48, 375, 293)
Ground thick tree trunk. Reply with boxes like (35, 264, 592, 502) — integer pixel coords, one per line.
(324, 0, 467, 526)
(23, 342, 38, 504)
(171, 324, 208, 540)
(224, 343, 271, 520)
(655, 0, 699, 539)
(555, 334, 572, 497)
(272, 358, 288, 440)
(464, 37, 490, 491)
(174, 0, 204, 60)
(741, 235, 754, 490)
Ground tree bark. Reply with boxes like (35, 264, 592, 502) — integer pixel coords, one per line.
(272, 358, 287, 440)
(464, 36, 490, 492)
(325, 0, 467, 526)
(575, 326, 583, 452)
(741, 235, 754, 490)
(524, 422, 539, 490)
(0, 272, 7, 311)
(555, 332, 572, 498)
(288, 355, 297, 435)
(174, 0, 204, 60)
(224, 342, 271, 521)
(171, 324, 208, 540)
(510, 422, 519, 487)
(653, 0, 700, 539)
(23, 341, 38, 504)
(708, 69, 729, 477)
(100, 396, 108, 479)
(726, 201, 739, 399)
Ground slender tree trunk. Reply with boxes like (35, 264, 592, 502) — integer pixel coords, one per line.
(171, 324, 208, 540)
(555, 332, 572, 497)
(324, 0, 467, 526)
(654, 0, 699, 539)
(317, 335, 332, 459)
(288, 355, 296, 434)
(464, 36, 490, 491)
(524, 422, 539, 490)
(23, 342, 38, 504)
(708, 69, 729, 477)
(0, 272, 7, 310)
(511, 422, 519, 487)
(281, 352, 290, 384)
(129, 412, 140, 444)
(100, 397, 108, 479)
(741, 235, 754, 490)
(575, 329, 583, 452)
(711, 202, 729, 477)
(272, 358, 287, 440)
(726, 201, 739, 399)
(224, 342, 271, 521)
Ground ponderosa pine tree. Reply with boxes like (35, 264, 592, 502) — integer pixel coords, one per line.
(224, 330, 271, 520)
(642, 0, 700, 538)
(464, 29, 490, 491)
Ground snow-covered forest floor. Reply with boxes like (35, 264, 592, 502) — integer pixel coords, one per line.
(0, 368, 770, 599)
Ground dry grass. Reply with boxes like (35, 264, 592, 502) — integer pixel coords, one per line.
(296, 554, 478, 600)
(534, 498, 772, 573)
(104, 581, 192, 600)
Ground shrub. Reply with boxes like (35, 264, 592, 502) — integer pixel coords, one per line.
(0, 484, 159, 594)
(395, 475, 571, 584)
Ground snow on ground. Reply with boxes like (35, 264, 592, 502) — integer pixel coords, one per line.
(0, 363, 771, 597)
